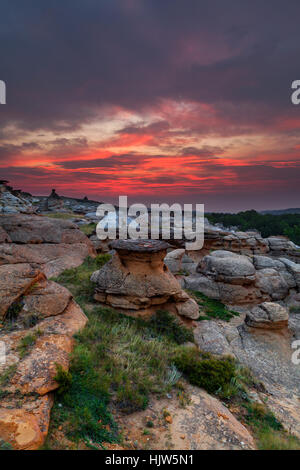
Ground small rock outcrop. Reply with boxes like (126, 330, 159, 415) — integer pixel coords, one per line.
(91, 239, 199, 319)
(245, 302, 289, 329)
(0, 181, 35, 214)
(0, 214, 95, 277)
(43, 189, 65, 212)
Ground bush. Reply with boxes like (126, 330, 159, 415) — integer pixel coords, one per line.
(173, 348, 236, 394)
(54, 364, 73, 395)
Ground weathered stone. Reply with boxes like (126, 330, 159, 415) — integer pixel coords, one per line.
(175, 298, 199, 319)
(245, 302, 289, 329)
(255, 268, 289, 300)
(0, 226, 11, 243)
(0, 408, 44, 450)
(119, 384, 255, 450)
(0, 263, 44, 319)
(164, 249, 186, 273)
(0, 214, 90, 245)
(11, 334, 73, 395)
(92, 239, 199, 319)
(21, 280, 72, 319)
(218, 282, 265, 304)
(0, 242, 93, 278)
(194, 321, 234, 357)
(197, 250, 256, 285)
(183, 274, 220, 299)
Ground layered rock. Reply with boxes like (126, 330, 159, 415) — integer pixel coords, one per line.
(0, 182, 35, 214)
(0, 270, 87, 449)
(0, 214, 95, 277)
(245, 302, 289, 329)
(91, 239, 199, 319)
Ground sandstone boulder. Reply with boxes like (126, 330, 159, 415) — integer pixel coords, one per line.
(245, 302, 289, 329)
(92, 239, 199, 319)
(0, 263, 44, 319)
(0, 214, 89, 245)
(197, 250, 256, 285)
(255, 269, 289, 300)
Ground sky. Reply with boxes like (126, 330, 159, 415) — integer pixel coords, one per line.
(1, 0, 300, 211)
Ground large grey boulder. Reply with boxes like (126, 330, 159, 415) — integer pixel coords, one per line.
(279, 258, 300, 288)
(255, 268, 289, 300)
(183, 274, 220, 299)
(164, 249, 186, 273)
(197, 250, 256, 285)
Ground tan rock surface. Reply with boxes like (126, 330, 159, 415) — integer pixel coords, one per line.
(0, 263, 44, 319)
(118, 384, 255, 450)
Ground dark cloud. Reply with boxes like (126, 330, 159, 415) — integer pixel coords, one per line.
(1, 0, 300, 131)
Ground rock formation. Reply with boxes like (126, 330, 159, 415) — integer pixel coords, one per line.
(245, 302, 289, 329)
(0, 181, 35, 214)
(0, 214, 95, 277)
(182, 250, 300, 307)
(91, 239, 199, 319)
(0, 263, 87, 449)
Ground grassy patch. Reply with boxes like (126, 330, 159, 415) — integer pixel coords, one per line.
(45, 212, 77, 220)
(173, 347, 235, 394)
(0, 439, 13, 450)
(52, 254, 111, 303)
(47, 255, 191, 448)
(244, 402, 300, 450)
(147, 310, 194, 345)
(190, 291, 239, 322)
(80, 223, 96, 236)
(17, 329, 43, 359)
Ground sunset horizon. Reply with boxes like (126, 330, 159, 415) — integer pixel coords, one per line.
(1, 1, 300, 212)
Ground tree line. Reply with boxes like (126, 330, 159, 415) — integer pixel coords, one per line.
(206, 210, 300, 246)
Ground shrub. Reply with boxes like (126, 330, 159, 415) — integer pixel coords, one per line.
(173, 348, 236, 394)
(54, 364, 73, 395)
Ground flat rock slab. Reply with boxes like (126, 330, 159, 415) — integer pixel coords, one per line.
(118, 384, 255, 450)
(0, 214, 88, 245)
(0, 242, 93, 278)
(110, 239, 171, 253)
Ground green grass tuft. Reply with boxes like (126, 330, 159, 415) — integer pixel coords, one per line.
(80, 223, 97, 236)
(52, 254, 111, 303)
(190, 291, 239, 322)
(17, 329, 43, 359)
(173, 347, 236, 394)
